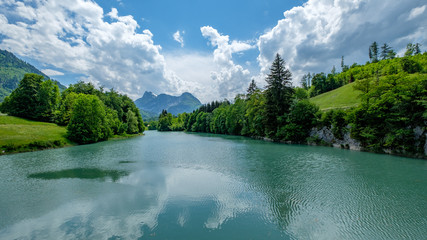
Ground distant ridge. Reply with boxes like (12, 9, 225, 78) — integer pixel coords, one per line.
(135, 91, 202, 120)
(0, 49, 66, 102)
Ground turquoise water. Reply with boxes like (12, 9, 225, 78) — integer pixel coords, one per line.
(0, 131, 426, 239)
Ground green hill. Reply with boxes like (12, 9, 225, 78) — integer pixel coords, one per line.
(0, 49, 66, 102)
(310, 53, 427, 111)
(310, 82, 361, 110)
(0, 115, 72, 154)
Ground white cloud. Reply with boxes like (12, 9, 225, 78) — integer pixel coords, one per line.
(0, 0, 172, 99)
(257, 0, 427, 86)
(200, 26, 255, 100)
(173, 30, 185, 47)
(42, 69, 64, 76)
(165, 52, 218, 102)
(408, 5, 426, 20)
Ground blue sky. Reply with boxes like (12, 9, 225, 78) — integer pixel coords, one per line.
(0, 0, 426, 102)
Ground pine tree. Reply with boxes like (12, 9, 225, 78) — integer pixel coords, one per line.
(247, 79, 258, 96)
(380, 43, 392, 60)
(369, 42, 379, 62)
(264, 53, 294, 138)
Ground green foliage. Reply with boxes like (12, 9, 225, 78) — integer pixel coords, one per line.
(349, 73, 426, 153)
(264, 53, 294, 138)
(125, 110, 139, 134)
(0, 49, 62, 102)
(276, 100, 320, 142)
(310, 72, 343, 97)
(157, 110, 173, 131)
(66, 94, 111, 144)
(149, 50, 426, 157)
(55, 92, 79, 126)
(401, 57, 421, 73)
(0, 73, 59, 122)
(61, 84, 144, 142)
(320, 109, 348, 139)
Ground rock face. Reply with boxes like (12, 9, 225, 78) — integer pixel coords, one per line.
(134, 91, 202, 119)
(310, 125, 427, 158)
(310, 126, 362, 151)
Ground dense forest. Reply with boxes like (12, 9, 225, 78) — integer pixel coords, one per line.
(155, 46, 427, 156)
(0, 74, 144, 144)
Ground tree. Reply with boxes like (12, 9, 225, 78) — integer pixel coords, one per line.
(300, 72, 312, 89)
(247, 79, 258, 96)
(0, 73, 59, 121)
(67, 94, 111, 144)
(126, 110, 139, 134)
(380, 43, 392, 60)
(404, 43, 422, 56)
(369, 42, 379, 62)
(36, 80, 60, 121)
(387, 50, 396, 59)
(331, 65, 336, 75)
(264, 53, 294, 137)
(276, 100, 320, 142)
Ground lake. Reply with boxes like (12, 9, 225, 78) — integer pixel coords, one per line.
(0, 131, 426, 239)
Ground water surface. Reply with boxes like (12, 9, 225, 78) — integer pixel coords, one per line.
(0, 131, 426, 239)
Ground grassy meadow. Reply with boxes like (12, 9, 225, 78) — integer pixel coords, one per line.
(0, 115, 73, 154)
(310, 82, 362, 111)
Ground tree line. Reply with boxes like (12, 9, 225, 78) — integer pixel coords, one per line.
(0, 74, 144, 144)
(155, 52, 427, 155)
(300, 42, 424, 97)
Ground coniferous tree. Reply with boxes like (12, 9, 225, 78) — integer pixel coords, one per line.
(264, 53, 294, 137)
(405, 43, 414, 57)
(369, 42, 379, 62)
(300, 73, 311, 89)
(380, 43, 392, 60)
(247, 79, 258, 96)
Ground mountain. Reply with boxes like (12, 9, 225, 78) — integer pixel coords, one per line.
(0, 49, 66, 102)
(135, 91, 202, 119)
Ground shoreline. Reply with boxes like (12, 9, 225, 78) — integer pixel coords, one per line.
(0, 133, 144, 156)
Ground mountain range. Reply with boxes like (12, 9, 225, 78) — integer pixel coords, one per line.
(0, 49, 66, 102)
(135, 91, 202, 120)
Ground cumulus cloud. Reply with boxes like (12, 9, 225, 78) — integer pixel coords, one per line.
(0, 0, 174, 99)
(200, 26, 255, 100)
(173, 30, 185, 47)
(257, 0, 427, 86)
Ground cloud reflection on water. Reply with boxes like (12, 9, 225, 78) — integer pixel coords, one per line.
(1, 167, 269, 239)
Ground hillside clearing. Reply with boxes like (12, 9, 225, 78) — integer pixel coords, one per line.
(310, 82, 362, 111)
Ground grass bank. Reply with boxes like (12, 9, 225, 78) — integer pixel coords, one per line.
(310, 82, 361, 111)
(0, 115, 74, 154)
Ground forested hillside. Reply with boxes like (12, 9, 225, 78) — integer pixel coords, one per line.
(0, 49, 65, 101)
(154, 51, 427, 157)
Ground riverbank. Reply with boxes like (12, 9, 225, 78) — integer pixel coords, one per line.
(0, 115, 73, 155)
(308, 126, 427, 160)
(0, 115, 144, 155)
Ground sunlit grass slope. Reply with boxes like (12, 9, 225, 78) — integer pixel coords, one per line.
(0, 115, 72, 154)
(310, 82, 362, 111)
